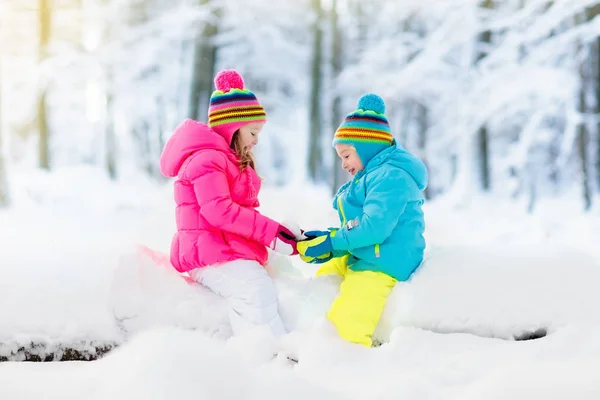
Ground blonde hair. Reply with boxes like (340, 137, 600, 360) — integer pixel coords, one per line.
(230, 130, 256, 171)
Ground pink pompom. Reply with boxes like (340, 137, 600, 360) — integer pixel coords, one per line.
(214, 69, 244, 92)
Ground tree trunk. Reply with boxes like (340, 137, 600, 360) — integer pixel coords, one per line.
(330, 0, 346, 193)
(99, 1, 117, 181)
(398, 20, 415, 149)
(0, 53, 8, 207)
(577, 96, 592, 211)
(477, 126, 490, 190)
(577, 12, 592, 210)
(587, 4, 600, 194)
(37, 91, 50, 169)
(188, 1, 219, 122)
(105, 86, 117, 180)
(415, 102, 431, 199)
(38, 0, 51, 170)
(0, 139, 7, 208)
(597, 33, 600, 196)
(597, 34, 600, 193)
(308, 0, 324, 183)
(476, 0, 493, 191)
(352, 0, 368, 53)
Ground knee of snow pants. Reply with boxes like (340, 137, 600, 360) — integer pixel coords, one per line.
(318, 256, 396, 347)
(190, 259, 286, 337)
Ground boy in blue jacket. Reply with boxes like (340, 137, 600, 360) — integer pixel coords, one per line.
(298, 94, 428, 347)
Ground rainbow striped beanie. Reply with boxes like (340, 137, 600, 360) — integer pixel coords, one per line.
(332, 93, 394, 165)
(208, 69, 267, 144)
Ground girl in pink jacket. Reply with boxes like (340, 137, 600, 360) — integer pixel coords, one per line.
(159, 69, 297, 338)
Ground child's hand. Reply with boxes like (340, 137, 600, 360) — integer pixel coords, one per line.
(281, 219, 306, 240)
(269, 225, 299, 256)
(302, 229, 330, 239)
(298, 229, 336, 259)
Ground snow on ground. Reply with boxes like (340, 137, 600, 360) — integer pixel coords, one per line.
(1, 319, 600, 399)
(0, 328, 349, 400)
(1, 166, 600, 398)
(0, 167, 171, 357)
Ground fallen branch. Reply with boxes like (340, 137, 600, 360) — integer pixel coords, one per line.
(0, 341, 118, 362)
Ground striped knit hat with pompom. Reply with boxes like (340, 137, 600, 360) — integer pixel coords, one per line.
(332, 93, 394, 165)
(208, 69, 267, 144)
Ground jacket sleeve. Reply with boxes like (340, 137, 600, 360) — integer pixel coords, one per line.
(330, 169, 410, 251)
(184, 151, 280, 247)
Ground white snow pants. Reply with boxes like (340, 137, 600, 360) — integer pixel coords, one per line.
(189, 259, 286, 337)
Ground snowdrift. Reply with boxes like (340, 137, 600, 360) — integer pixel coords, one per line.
(2, 231, 599, 361)
(2, 168, 600, 362)
(110, 243, 600, 347)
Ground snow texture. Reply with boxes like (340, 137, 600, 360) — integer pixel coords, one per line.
(1, 167, 600, 399)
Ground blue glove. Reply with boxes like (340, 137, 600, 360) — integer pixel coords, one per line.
(298, 229, 336, 259)
(303, 229, 333, 239)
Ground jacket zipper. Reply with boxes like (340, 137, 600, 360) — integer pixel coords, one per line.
(337, 195, 347, 226)
(339, 190, 380, 259)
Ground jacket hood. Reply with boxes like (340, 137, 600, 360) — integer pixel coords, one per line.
(159, 119, 235, 178)
(367, 140, 428, 191)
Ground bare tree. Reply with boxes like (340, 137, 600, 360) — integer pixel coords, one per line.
(597, 40, 600, 194)
(577, 69, 592, 211)
(330, 0, 347, 193)
(476, 0, 493, 192)
(105, 69, 117, 180)
(587, 4, 600, 195)
(0, 39, 9, 207)
(38, 0, 51, 170)
(415, 101, 431, 199)
(308, 0, 324, 182)
(577, 10, 593, 210)
(412, 20, 431, 199)
(96, 0, 118, 180)
(188, 0, 219, 121)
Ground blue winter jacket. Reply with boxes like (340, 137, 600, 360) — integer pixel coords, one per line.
(330, 140, 428, 281)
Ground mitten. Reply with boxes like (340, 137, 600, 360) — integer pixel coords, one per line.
(297, 229, 336, 259)
(269, 225, 299, 255)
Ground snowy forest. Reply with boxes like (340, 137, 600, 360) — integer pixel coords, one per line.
(5, 2, 600, 395)
(2, 0, 600, 211)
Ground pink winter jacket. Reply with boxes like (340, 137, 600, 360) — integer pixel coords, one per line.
(159, 119, 280, 273)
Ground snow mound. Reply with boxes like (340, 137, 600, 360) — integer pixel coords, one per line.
(377, 244, 600, 341)
(0, 329, 350, 400)
(112, 243, 600, 345)
(110, 250, 231, 340)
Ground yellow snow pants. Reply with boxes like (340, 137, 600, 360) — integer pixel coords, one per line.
(316, 255, 396, 347)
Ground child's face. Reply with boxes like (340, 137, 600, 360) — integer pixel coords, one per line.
(335, 144, 364, 176)
(238, 122, 265, 151)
